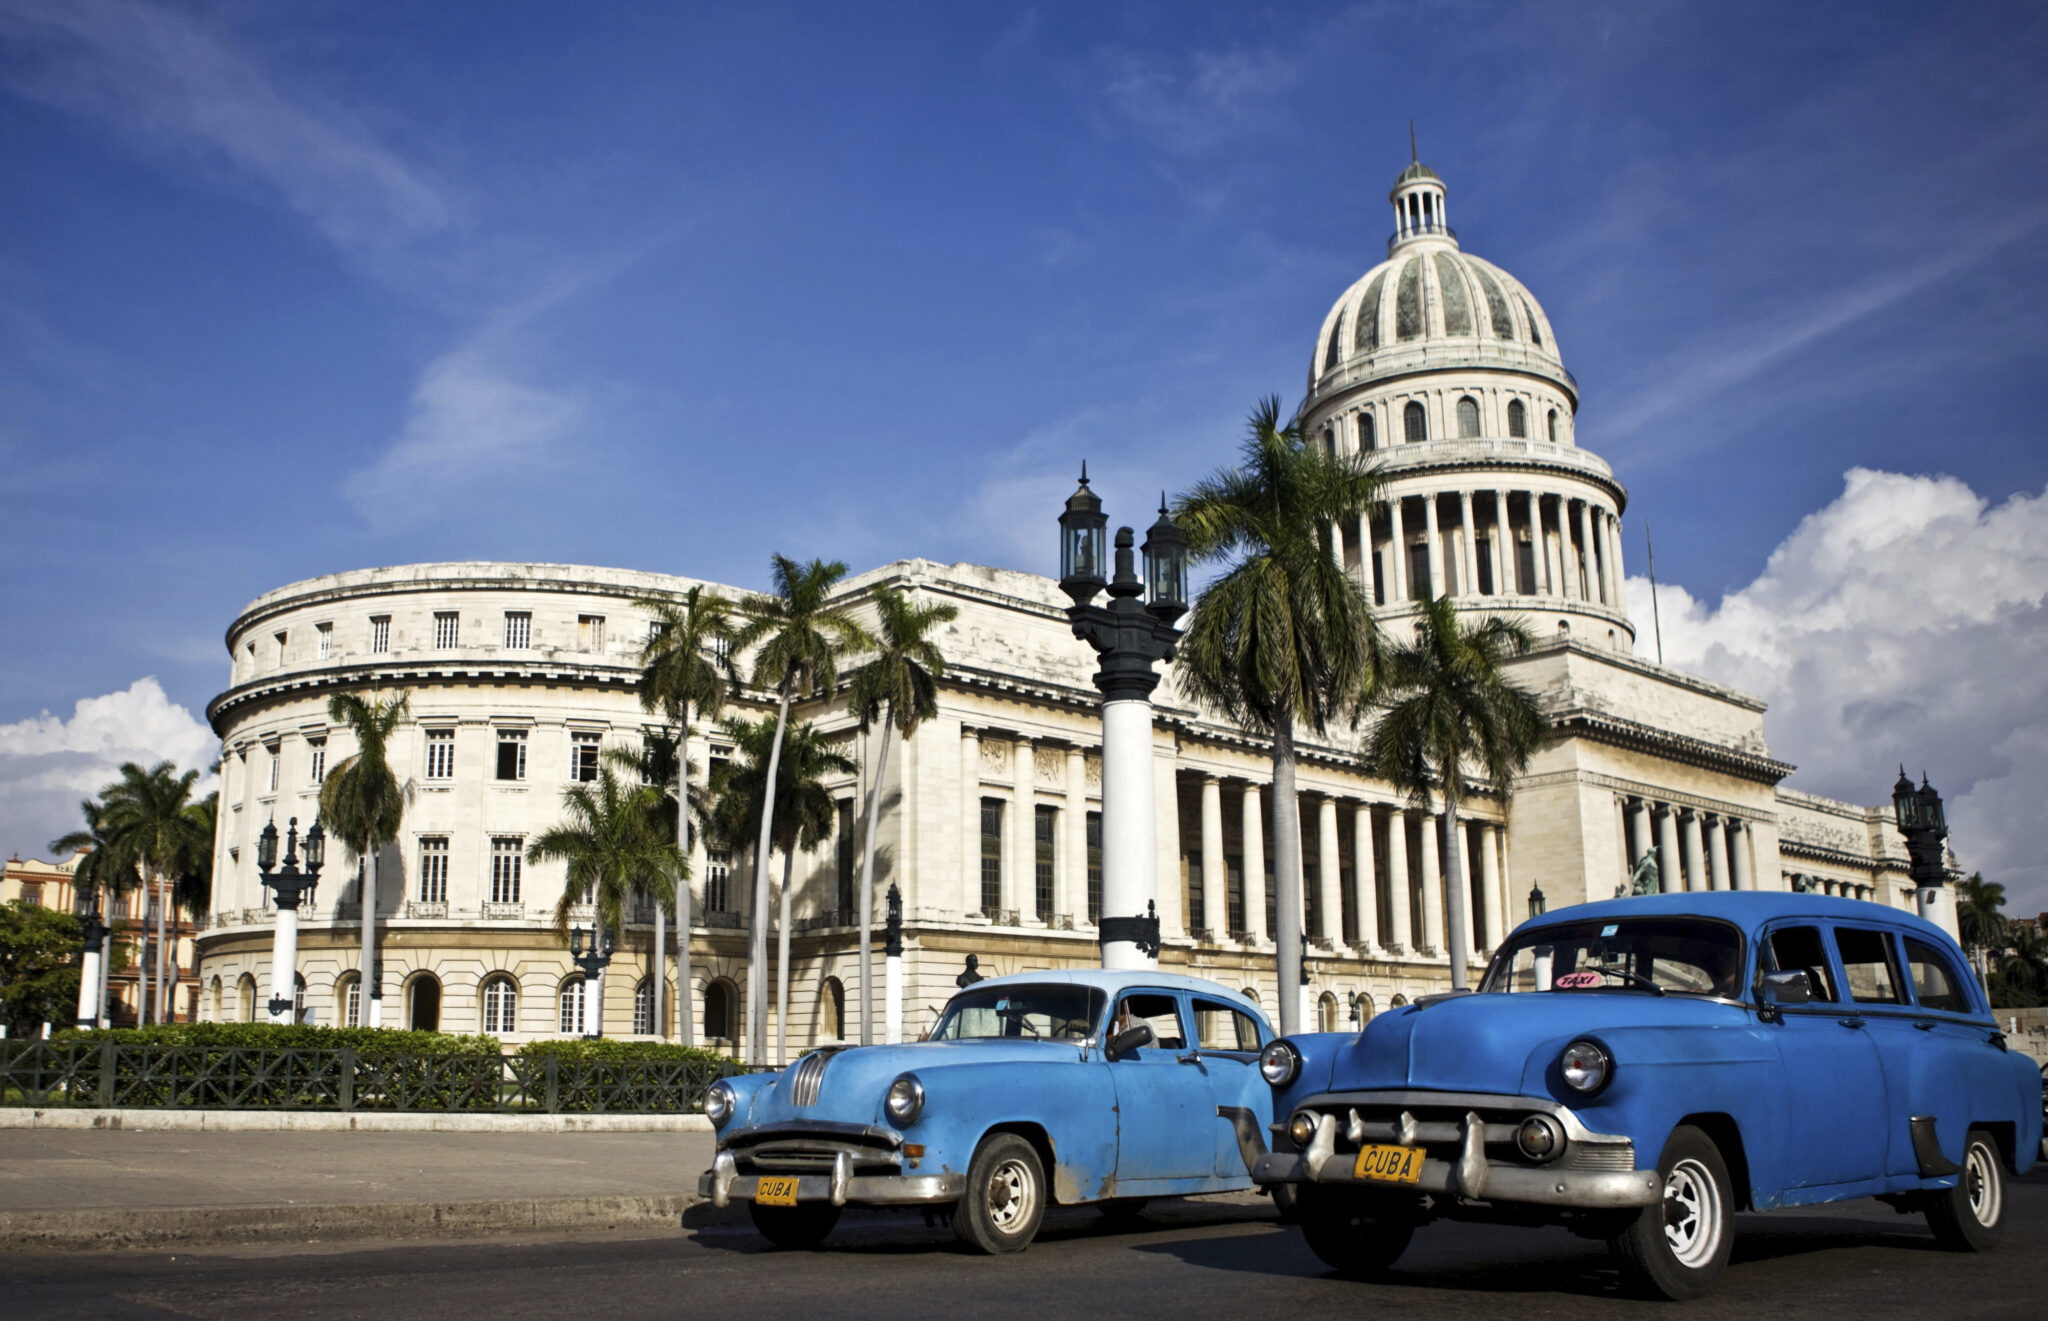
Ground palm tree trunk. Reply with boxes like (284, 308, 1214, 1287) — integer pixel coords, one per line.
(776, 848, 794, 1066)
(677, 703, 694, 1047)
(1443, 789, 1472, 992)
(855, 711, 893, 1046)
(154, 873, 168, 1024)
(1271, 712, 1304, 1036)
(749, 681, 793, 1063)
(363, 848, 382, 1028)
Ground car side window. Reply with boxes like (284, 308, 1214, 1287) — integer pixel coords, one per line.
(1902, 938, 1971, 1013)
(1113, 993, 1187, 1051)
(1192, 998, 1261, 1051)
(1761, 925, 1838, 1002)
(1833, 927, 1904, 1005)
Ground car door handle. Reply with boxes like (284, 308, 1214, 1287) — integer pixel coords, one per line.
(1913, 1020, 1937, 1032)
(1177, 1052, 1202, 1065)
(1839, 1017, 1866, 1029)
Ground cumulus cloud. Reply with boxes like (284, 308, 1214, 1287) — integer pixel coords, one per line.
(0, 677, 218, 860)
(1632, 468, 2048, 915)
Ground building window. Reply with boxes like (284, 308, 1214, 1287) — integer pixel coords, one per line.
(22, 882, 43, 906)
(1456, 396, 1481, 438)
(1086, 811, 1103, 924)
(705, 848, 731, 913)
(274, 631, 288, 665)
(1320, 425, 1335, 457)
(1516, 538, 1537, 594)
(578, 615, 605, 652)
(1403, 400, 1426, 443)
(1034, 805, 1056, 919)
(370, 615, 390, 653)
(425, 729, 456, 779)
(704, 979, 735, 1039)
(490, 837, 523, 904)
(1475, 537, 1495, 595)
(1226, 855, 1245, 933)
(1507, 400, 1527, 438)
(979, 799, 1004, 917)
(418, 837, 449, 903)
(267, 749, 280, 793)
(308, 740, 326, 786)
(558, 978, 586, 1035)
(483, 976, 518, 1034)
(633, 979, 655, 1035)
(339, 974, 361, 1028)
(1185, 848, 1204, 933)
(1358, 411, 1376, 451)
(316, 622, 333, 660)
(504, 611, 531, 648)
(836, 800, 855, 914)
(712, 635, 731, 667)
(1547, 409, 1560, 444)
(496, 729, 528, 781)
(570, 732, 600, 783)
(1408, 542, 1432, 599)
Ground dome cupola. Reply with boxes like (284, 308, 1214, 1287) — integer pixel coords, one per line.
(1389, 127, 1451, 248)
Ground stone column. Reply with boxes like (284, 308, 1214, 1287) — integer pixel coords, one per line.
(1608, 511, 1627, 594)
(1011, 736, 1035, 921)
(1387, 496, 1409, 602)
(1200, 777, 1226, 938)
(1489, 490, 1509, 595)
(1630, 799, 1653, 866)
(1531, 493, 1556, 595)
(1352, 803, 1379, 953)
(1480, 824, 1504, 951)
(1241, 784, 1267, 943)
(1065, 746, 1089, 923)
(1706, 814, 1731, 892)
(1656, 805, 1682, 895)
(961, 727, 982, 915)
(1317, 796, 1344, 946)
(1385, 809, 1411, 953)
(1423, 494, 1445, 599)
(1680, 810, 1706, 893)
(1418, 808, 1445, 956)
(1577, 500, 1600, 604)
(1458, 491, 1478, 599)
(1729, 821, 1754, 891)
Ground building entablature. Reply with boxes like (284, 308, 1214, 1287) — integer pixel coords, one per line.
(1367, 439, 1625, 509)
(1306, 339, 1578, 414)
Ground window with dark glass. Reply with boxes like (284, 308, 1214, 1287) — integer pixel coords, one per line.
(496, 729, 527, 781)
(705, 849, 731, 913)
(1086, 811, 1102, 924)
(1226, 855, 1245, 934)
(1358, 411, 1376, 451)
(1547, 409, 1560, 443)
(980, 799, 1004, 917)
(1034, 805, 1056, 919)
(836, 799, 855, 914)
(1408, 543, 1432, 599)
(425, 729, 455, 779)
(704, 980, 734, 1039)
(1456, 396, 1480, 438)
(1185, 847, 1204, 932)
(1516, 538, 1537, 594)
(1507, 399, 1527, 438)
(1476, 537, 1495, 594)
(570, 732, 600, 783)
(1403, 400, 1426, 443)
(1762, 925, 1837, 1001)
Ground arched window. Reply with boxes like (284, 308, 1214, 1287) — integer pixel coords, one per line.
(558, 977, 586, 1035)
(1240, 987, 1263, 1013)
(1402, 401, 1426, 444)
(1321, 425, 1336, 457)
(633, 978, 654, 1035)
(1456, 396, 1480, 438)
(703, 978, 736, 1041)
(1390, 993, 1409, 1008)
(1507, 400, 1526, 438)
(409, 974, 441, 1032)
(336, 973, 361, 1028)
(822, 977, 845, 1042)
(293, 972, 307, 1024)
(1358, 411, 1375, 451)
(1547, 409, 1559, 444)
(482, 975, 518, 1034)
(1318, 992, 1339, 1032)
(237, 973, 258, 1023)
(1355, 993, 1375, 1024)
(209, 975, 223, 1023)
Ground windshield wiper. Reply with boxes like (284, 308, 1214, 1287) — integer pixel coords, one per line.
(1593, 964, 1667, 995)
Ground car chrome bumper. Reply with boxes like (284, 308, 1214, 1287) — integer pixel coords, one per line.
(699, 1150, 967, 1208)
(1254, 1099, 1659, 1210)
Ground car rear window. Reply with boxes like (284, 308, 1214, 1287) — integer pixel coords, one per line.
(1192, 998, 1262, 1051)
(1902, 938, 1971, 1013)
(1833, 927, 1904, 1004)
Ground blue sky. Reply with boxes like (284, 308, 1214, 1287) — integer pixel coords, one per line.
(4, 2, 2046, 909)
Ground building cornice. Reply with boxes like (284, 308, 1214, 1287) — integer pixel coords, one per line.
(1547, 706, 1795, 786)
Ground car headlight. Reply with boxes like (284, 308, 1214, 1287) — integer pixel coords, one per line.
(1259, 1040, 1301, 1087)
(705, 1079, 736, 1127)
(1515, 1114, 1566, 1162)
(884, 1073, 925, 1126)
(1559, 1038, 1612, 1095)
(1287, 1110, 1319, 1148)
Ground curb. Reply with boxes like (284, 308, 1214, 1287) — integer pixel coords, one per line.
(0, 1193, 705, 1252)
(0, 1108, 712, 1133)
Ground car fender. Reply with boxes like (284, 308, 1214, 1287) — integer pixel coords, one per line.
(893, 1058, 1120, 1203)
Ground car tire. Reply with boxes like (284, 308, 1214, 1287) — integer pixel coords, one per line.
(1095, 1198, 1150, 1226)
(1611, 1125, 1734, 1301)
(1270, 1182, 1302, 1224)
(747, 1200, 841, 1249)
(953, 1132, 1047, 1254)
(1294, 1183, 1416, 1278)
(1924, 1127, 2005, 1252)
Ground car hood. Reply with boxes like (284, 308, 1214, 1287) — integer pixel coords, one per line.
(743, 1039, 1080, 1129)
(1331, 992, 1752, 1095)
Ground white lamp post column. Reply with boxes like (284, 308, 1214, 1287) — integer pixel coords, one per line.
(74, 910, 108, 1029)
(255, 817, 324, 1026)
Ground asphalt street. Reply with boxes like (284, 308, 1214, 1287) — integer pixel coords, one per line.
(4, 1168, 2042, 1321)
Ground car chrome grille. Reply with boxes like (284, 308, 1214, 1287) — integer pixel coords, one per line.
(790, 1049, 837, 1107)
(1563, 1141, 1634, 1171)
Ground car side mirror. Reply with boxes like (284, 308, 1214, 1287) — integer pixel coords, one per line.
(1760, 970, 1812, 1007)
(1105, 1023, 1155, 1061)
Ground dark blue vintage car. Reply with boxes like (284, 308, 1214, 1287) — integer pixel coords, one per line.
(1254, 892, 2044, 1299)
(698, 970, 1276, 1252)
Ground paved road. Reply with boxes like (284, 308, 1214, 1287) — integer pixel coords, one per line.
(5, 1168, 2041, 1320)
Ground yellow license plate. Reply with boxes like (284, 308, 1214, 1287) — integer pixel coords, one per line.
(756, 1176, 800, 1207)
(1353, 1143, 1425, 1185)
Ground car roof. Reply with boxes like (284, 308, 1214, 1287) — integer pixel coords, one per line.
(963, 969, 1268, 1019)
(1514, 891, 1961, 947)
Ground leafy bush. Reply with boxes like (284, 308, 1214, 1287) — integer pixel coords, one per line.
(514, 1038, 730, 1064)
(52, 1022, 502, 1057)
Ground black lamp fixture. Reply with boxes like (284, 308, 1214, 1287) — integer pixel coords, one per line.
(1891, 765, 1949, 893)
(1528, 883, 1547, 917)
(1058, 464, 1109, 607)
(255, 816, 324, 1020)
(567, 921, 616, 1039)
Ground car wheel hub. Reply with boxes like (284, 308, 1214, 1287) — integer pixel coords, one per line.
(1964, 1143, 2000, 1226)
(1661, 1159, 1720, 1268)
(987, 1160, 1035, 1232)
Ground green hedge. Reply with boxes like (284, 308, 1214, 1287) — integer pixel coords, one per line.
(514, 1038, 731, 1064)
(52, 1022, 502, 1057)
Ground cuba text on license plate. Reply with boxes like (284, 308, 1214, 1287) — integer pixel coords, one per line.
(1353, 1143, 1424, 1184)
(756, 1176, 800, 1206)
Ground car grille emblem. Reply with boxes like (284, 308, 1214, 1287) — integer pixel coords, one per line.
(791, 1049, 837, 1107)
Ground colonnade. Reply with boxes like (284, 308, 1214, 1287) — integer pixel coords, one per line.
(1619, 796, 1756, 893)
(1354, 487, 1623, 610)
(1785, 873, 1881, 902)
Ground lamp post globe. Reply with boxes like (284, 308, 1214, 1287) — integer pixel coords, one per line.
(568, 921, 615, 1039)
(1892, 767, 1957, 940)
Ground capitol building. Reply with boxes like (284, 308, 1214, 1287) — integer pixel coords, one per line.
(194, 156, 1916, 1048)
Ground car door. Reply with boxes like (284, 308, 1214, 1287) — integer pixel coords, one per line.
(1190, 996, 1270, 1183)
(1105, 990, 1213, 1190)
(1756, 922, 1891, 1191)
(1887, 932, 2006, 1176)
(1830, 924, 1939, 1178)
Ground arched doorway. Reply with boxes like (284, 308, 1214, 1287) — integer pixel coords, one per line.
(704, 978, 736, 1043)
(822, 977, 845, 1042)
(408, 974, 441, 1032)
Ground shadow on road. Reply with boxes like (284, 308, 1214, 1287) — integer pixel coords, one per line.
(682, 1195, 1279, 1257)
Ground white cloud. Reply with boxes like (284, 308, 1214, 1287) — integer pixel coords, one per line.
(0, 677, 218, 860)
(1098, 46, 1297, 155)
(1632, 467, 2048, 916)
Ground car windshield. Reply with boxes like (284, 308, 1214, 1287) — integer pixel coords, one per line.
(1481, 917, 1745, 998)
(929, 984, 1105, 1041)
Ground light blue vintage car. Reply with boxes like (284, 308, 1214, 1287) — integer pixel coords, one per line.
(1254, 893, 2043, 1299)
(698, 969, 1276, 1252)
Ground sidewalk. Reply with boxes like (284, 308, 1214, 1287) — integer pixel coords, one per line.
(0, 1128, 718, 1250)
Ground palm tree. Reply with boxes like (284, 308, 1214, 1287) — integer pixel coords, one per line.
(1173, 397, 1384, 1032)
(1955, 873, 2008, 980)
(728, 556, 873, 1062)
(527, 767, 683, 1038)
(845, 587, 956, 1044)
(172, 791, 218, 925)
(99, 761, 209, 1024)
(636, 586, 734, 1045)
(707, 716, 854, 1063)
(51, 799, 138, 1027)
(319, 691, 410, 1028)
(1365, 594, 1544, 990)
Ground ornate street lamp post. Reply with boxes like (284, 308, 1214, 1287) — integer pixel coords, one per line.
(1527, 883, 1547, 918)
(568, 922, 615, 1039)
(1892, 768, 1958, 940)
(882, 883, 904, 1044)
(74, 903, 109, 1029)
(256, 817, 325, 1024)
(1059, 469, 1188, 970)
